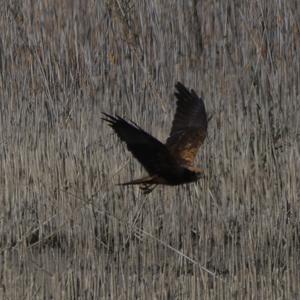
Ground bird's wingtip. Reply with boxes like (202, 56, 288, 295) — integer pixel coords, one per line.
(175, 81, 185, 89)
(101, 112, 116, 125)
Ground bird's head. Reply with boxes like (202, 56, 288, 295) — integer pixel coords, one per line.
(195, 170, 206, 180)
(193, 169, 206, 182)
(184, 166, 206, 182)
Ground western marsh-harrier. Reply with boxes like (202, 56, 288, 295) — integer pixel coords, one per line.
(103, 82, 208, 194)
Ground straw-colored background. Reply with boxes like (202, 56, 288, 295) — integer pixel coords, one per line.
(1, 1, 299, 298)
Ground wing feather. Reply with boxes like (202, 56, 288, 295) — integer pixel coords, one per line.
(166, 82, 208, 165)
(102, 113, 180, 176)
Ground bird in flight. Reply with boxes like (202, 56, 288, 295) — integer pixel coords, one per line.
(102, 82, 208, 194)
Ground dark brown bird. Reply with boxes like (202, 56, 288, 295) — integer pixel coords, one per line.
(102, 82, 208, 194)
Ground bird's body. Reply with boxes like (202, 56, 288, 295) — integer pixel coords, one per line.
(102, 82, 208, 194)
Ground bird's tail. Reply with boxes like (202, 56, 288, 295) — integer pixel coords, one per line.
(117, 176, 157, 194)
(117, 175, 155, 186)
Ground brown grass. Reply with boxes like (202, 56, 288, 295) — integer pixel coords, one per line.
(0, 0, 300, 299)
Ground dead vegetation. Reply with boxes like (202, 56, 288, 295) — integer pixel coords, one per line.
(0, 0, 299, 299)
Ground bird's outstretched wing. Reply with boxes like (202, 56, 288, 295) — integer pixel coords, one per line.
(166, 82, 208, 166)
(102, 113, 180, 177)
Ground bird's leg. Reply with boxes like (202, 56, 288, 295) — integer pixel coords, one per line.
(140, 184, 152, 194)
(140, 184, 157, 194)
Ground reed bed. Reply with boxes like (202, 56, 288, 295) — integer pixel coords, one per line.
(0, 1, 299, 299)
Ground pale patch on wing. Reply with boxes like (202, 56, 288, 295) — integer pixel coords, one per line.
(167, 128, 206, 165)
